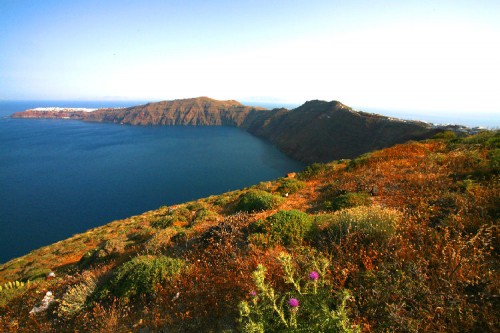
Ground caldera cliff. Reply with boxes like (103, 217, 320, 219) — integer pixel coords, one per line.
(12, 97, 442, 163)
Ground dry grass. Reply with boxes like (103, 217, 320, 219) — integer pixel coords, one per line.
(1, 132, 498, 332)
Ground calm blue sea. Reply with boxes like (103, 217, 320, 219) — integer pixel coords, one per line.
(0, 101, 304, 263)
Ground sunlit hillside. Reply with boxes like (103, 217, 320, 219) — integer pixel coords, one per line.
(0, 130, 498, 332)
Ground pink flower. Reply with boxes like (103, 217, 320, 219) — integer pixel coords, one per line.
(250, 291, 257, 297)
(288, 298, 299, 308)
(309, 271, 319, 281)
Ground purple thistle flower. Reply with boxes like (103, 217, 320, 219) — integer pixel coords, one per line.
(288, 298, 299, 308)
(309, 271, 319, 281)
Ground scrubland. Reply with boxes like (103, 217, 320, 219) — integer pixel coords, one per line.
(1, 131, 498, 332)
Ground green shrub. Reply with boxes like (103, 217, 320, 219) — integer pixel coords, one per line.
(150, 216, 175, 229)
(486, 132, 500, 148)
(150, 206, 191, 229)
(23, 267, 52, 281)
(79, 239, 127, 268)
(192, 208, 220, 225)
(145, 228, 180, 253)
(252, 210, 313, 246)
(239, 252, 359, 332)
(213, 191, 241, 208)
(0, 280, 31, 307)
(298, 163, 328, 180)
(247, 232, 269, 248)
(252, 181, 273, 191)
(347, 153, 372, 170)
(325, 192, 371, 211)
(317, 206, 401, 244)
(434, 130, 458, 140)
(185, 202, 205, 211)
(276, 178, 306, 195)
(461, 130, 499, 147)
(234, 190, 284, 213)
(489, 147, 499, 173)
(58, 273, 97, 318)
(171, 230, 188, 245)
(214, 195, 231, 207)
(106, 255, 186, 299)
(127, 230, 153, 244)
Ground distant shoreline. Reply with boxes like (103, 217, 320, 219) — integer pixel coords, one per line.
(2, 99, 498, 128)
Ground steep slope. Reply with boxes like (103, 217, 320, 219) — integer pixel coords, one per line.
(247, 100, 436, 162)
(12, 97, 442, 163)
(84, 97, 267, 126)
(11, 97, 266, 126)
(0, 132, 497, 332)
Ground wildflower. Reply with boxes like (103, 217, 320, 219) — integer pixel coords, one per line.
(250, 291, 257, 297)
(309, 271, 319, 281)
(288, 298, 299, 308)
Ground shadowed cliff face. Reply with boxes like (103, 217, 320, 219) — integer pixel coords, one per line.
(12, 97, 438, 163)
(246, 100, 436, 162)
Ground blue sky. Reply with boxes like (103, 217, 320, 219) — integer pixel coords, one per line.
(1, 0, 499, 115)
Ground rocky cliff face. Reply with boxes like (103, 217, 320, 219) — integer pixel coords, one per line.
(246, 100, 436, 162)
(11, 110, 90, 120)
(12, 97, 439, 163)
(84, 97, 267, 126)
(11, 97, 266, 126)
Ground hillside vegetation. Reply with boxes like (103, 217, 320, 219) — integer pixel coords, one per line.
(12, 97, 444, 163)
(0, 130, 498, 332)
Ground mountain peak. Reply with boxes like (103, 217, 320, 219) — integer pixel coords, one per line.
(297, 100, 351, 112)
(172, 96, 244, 107)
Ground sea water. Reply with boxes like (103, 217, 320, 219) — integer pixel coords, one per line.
(0, 101, 305, 263)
